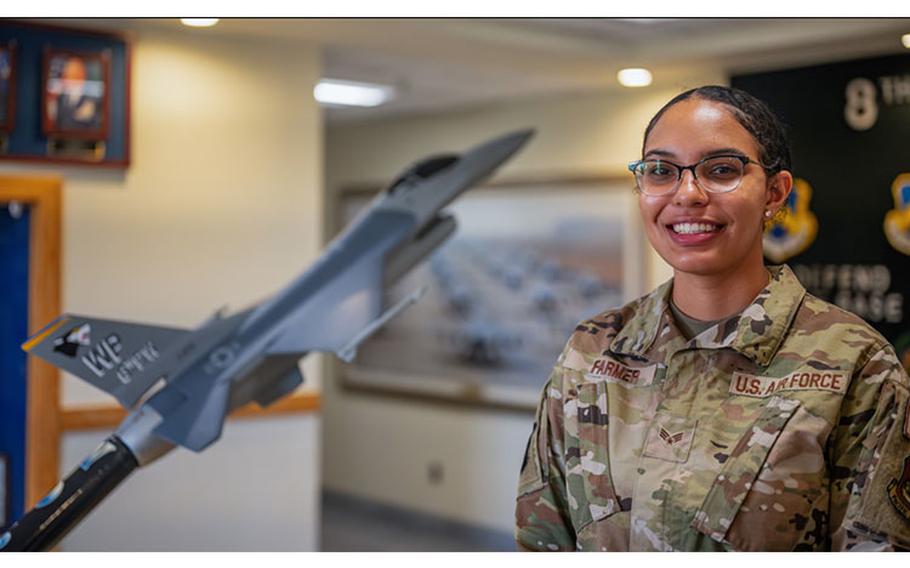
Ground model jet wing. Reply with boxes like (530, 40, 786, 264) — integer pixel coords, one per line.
(149, 357, 305, 452)
(23, 315, 191, 407)
(264, 251, 388, 358)
(148, 377, 232, 452)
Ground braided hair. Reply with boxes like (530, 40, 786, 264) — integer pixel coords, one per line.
(642, 85, 792, 174)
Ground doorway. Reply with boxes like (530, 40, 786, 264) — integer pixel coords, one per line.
(0, 176, 61, 527)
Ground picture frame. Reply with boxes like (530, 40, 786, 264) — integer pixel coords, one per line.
(41, 46, 110, 140)
(334, 174, 645, 410)
(0, 21, 130, 166)
(0, 40, 16, 133)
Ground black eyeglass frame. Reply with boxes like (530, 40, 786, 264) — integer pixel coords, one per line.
(627, 154, 778, 196)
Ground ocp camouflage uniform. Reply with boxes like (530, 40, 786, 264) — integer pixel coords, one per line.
(515, 265, 910, 551)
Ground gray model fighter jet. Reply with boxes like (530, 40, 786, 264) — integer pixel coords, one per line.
(1, 128, 533, 552)
(22, 129, 534, 455)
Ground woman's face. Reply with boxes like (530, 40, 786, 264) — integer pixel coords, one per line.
(638, 98, 791, 278)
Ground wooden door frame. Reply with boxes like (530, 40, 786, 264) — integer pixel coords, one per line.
(0, 176, 325, 512)
(0, 176, 62, 509)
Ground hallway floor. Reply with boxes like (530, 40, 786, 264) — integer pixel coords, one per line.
(320, 491, 515, 551)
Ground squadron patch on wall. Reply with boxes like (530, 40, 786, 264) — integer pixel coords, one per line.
(895, 333, 910, 374)
(763, 178, 819, 263)
(884, 173, 910, 256)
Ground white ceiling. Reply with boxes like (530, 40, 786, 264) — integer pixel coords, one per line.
(63, 18, 910, 123)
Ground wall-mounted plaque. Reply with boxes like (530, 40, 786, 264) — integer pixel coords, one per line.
(42, 47, 110, 160)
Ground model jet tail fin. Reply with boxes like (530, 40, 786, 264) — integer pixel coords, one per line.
(22, 314, 191, 408)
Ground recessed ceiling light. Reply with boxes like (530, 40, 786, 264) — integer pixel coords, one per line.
(617, 68, 653, 88)
(902, 34, 910, 48)
(314, 79, 396, 108)
(181, 19, 220, 28)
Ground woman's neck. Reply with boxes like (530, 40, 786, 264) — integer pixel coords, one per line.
(671, 260, 770, 321)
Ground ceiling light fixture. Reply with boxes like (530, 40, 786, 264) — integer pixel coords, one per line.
(313, 79, 396, 108)
(181, 19, 220, 28)
(903, 34, 910, 49)
(617, 68, 653, 88)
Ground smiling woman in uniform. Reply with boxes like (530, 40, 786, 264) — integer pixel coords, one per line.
(515, 86, 910, 552)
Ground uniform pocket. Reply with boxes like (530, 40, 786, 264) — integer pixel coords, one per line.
(566, 382, 621, 530)
(642, 413, 698, 463)
(691, 396, 801, 545)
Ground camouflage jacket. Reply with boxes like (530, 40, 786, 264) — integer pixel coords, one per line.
(515, 265, 910, 551)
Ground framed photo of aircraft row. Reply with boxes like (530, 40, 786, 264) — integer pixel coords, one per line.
(0, 21, 129, 166)
(334, 174, 645, 410)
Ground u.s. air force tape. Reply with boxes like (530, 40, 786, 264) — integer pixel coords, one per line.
(729, 371, 847, 398)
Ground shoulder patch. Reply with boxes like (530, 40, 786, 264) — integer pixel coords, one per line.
(887, 456, 910, 520)
(729, 370, 848, 398)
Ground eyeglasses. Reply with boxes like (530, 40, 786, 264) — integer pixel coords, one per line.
(628, 154, 772, 197)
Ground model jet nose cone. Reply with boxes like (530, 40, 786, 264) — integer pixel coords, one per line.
(488, 128, 536, 155)
(509, 128, 536, 144)
(462, 128, 536, 168)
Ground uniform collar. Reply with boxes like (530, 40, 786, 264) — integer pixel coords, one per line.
(611, 265, 806, 367)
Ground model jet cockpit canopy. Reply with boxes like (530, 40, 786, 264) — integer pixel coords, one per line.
(386, 154, 459, 195)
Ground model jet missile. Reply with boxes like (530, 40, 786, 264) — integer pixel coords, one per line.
(1, 128, 533, 552)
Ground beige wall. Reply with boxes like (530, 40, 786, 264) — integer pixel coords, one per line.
(1, 29, 324, 550)
(322, 74, 726, 533)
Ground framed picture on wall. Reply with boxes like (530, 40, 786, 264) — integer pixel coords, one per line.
(335, 175, 645, 410)
(41, 47, 110, 140)
(0, 22, 130, 165)
(0, 41, 15, 133)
